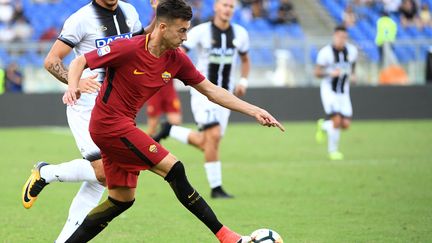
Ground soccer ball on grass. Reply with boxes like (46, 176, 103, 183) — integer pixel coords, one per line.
(250, 228, 283, 243)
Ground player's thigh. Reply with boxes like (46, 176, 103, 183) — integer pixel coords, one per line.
(66, 105, 101, 161)
(91, 129, 169, 187)
(91, 159, 106, 183)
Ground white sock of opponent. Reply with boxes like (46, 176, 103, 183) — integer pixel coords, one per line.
(40, 159, 98, 183)
(322, 120, 333, 132)
(204, 161, 222, 189)
(55, 181, 105, 243)
(326, 123, 341, 153)
(169, 125, 191, 144)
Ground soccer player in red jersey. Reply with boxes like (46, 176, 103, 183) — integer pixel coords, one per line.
(145, 80, 182, 136)
(62, 0, 284, 242)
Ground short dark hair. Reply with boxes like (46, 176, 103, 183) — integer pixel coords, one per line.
(156, 0, 193, 22)
(334, 25, 347, 33)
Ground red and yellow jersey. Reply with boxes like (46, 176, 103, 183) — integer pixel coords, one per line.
(85, 34, 205, 135)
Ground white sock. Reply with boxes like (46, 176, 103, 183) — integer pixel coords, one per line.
(55, 181, 105, 243)
(204, 161, 222, 189)
(322, 120, 333, 132)
(327, 126, 341, 153)
(169, 125, 191, 144)
(40, 159, 98, 183)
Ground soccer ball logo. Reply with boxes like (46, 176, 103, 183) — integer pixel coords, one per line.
(251, 228, 283, 243)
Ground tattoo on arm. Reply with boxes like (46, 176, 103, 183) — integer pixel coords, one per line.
(47, 61, 69, 84)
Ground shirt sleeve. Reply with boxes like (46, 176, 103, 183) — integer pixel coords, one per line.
(175, 50, 205, 86)
(316, 47, 329, 66)
(350, 45, 358, 63)
(131, 8, 144, 35)
(236, 26, 250, 55)
(182, 24, 202, 51)
(84, 38, 135, 70)
(58, 13, 84, 48)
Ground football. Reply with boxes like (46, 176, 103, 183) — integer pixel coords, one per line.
(250, 228, 283, 243)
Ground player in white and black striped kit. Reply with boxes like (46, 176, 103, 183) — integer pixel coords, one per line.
(21, 1, 156, 241)
(315, 26, 358, 160)
(153, 0, 250, 198)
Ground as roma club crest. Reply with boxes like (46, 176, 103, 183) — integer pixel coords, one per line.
(161, 71, 172, 83)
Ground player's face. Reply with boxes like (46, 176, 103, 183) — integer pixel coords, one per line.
(214, 0, 235, 23)
(333, 30, 348, 50)
(96, 0, 119, 10)
(162, 18, 190, 49)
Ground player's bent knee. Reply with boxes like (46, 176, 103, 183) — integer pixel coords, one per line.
(164, 161, 186, 183)
(204, 129, 222, 145)
(91, 159, 106, 183)
(342, 121, 351, 130)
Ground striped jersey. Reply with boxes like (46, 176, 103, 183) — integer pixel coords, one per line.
(58, 0, 143, 106)
(316, 43, 358, 94)
(183, 21, 249, 93)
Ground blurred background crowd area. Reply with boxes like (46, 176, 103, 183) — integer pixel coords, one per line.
(0, 0, 432, 93)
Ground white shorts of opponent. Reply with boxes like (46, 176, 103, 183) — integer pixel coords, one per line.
(66, 92, 101, 161)
(320, 82, 353, 118)
(190, 89, 231, 136)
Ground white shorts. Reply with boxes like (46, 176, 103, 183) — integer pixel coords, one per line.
(190, 89, 231, 136)
(66, 93, 101, 161)
(320, 82, 353, 117)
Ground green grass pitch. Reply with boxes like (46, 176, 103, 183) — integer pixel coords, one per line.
(1, 120, 431, 242)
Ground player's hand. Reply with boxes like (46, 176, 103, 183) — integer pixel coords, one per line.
(253, 108, 285, 132)
(150, 0, 158, 9)
(78, 73, 100, 93)
(330, 69, 341, 77)
(234, 84, 247, 97)
(63, 87, 81, 106)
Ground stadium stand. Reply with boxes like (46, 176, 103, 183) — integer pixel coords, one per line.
(0, 0, 305, 68)
(320, 0, 432, 63)
(1, 0, 431, 90)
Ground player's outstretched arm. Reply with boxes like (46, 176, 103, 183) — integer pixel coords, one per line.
(62, 55, 87, 106)
(193, 79, 285, 132)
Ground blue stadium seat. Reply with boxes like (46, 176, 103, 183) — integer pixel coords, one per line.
(422, 26, 432, 38)
(287, 24, 305, 39)
(249, 18, 272, 30)
(309, 46, 319, 63)
(14, 0, 307, 68)
(348, 26, 367, 41)
(0, 48, 11, 66)
(394, 47, 410, 63)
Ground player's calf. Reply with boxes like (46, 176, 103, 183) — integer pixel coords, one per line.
(164, 162, 247, 242)
(152, 121, 172, 142)
(65, 197, 134, 242)
(164, 161, 223, 233)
